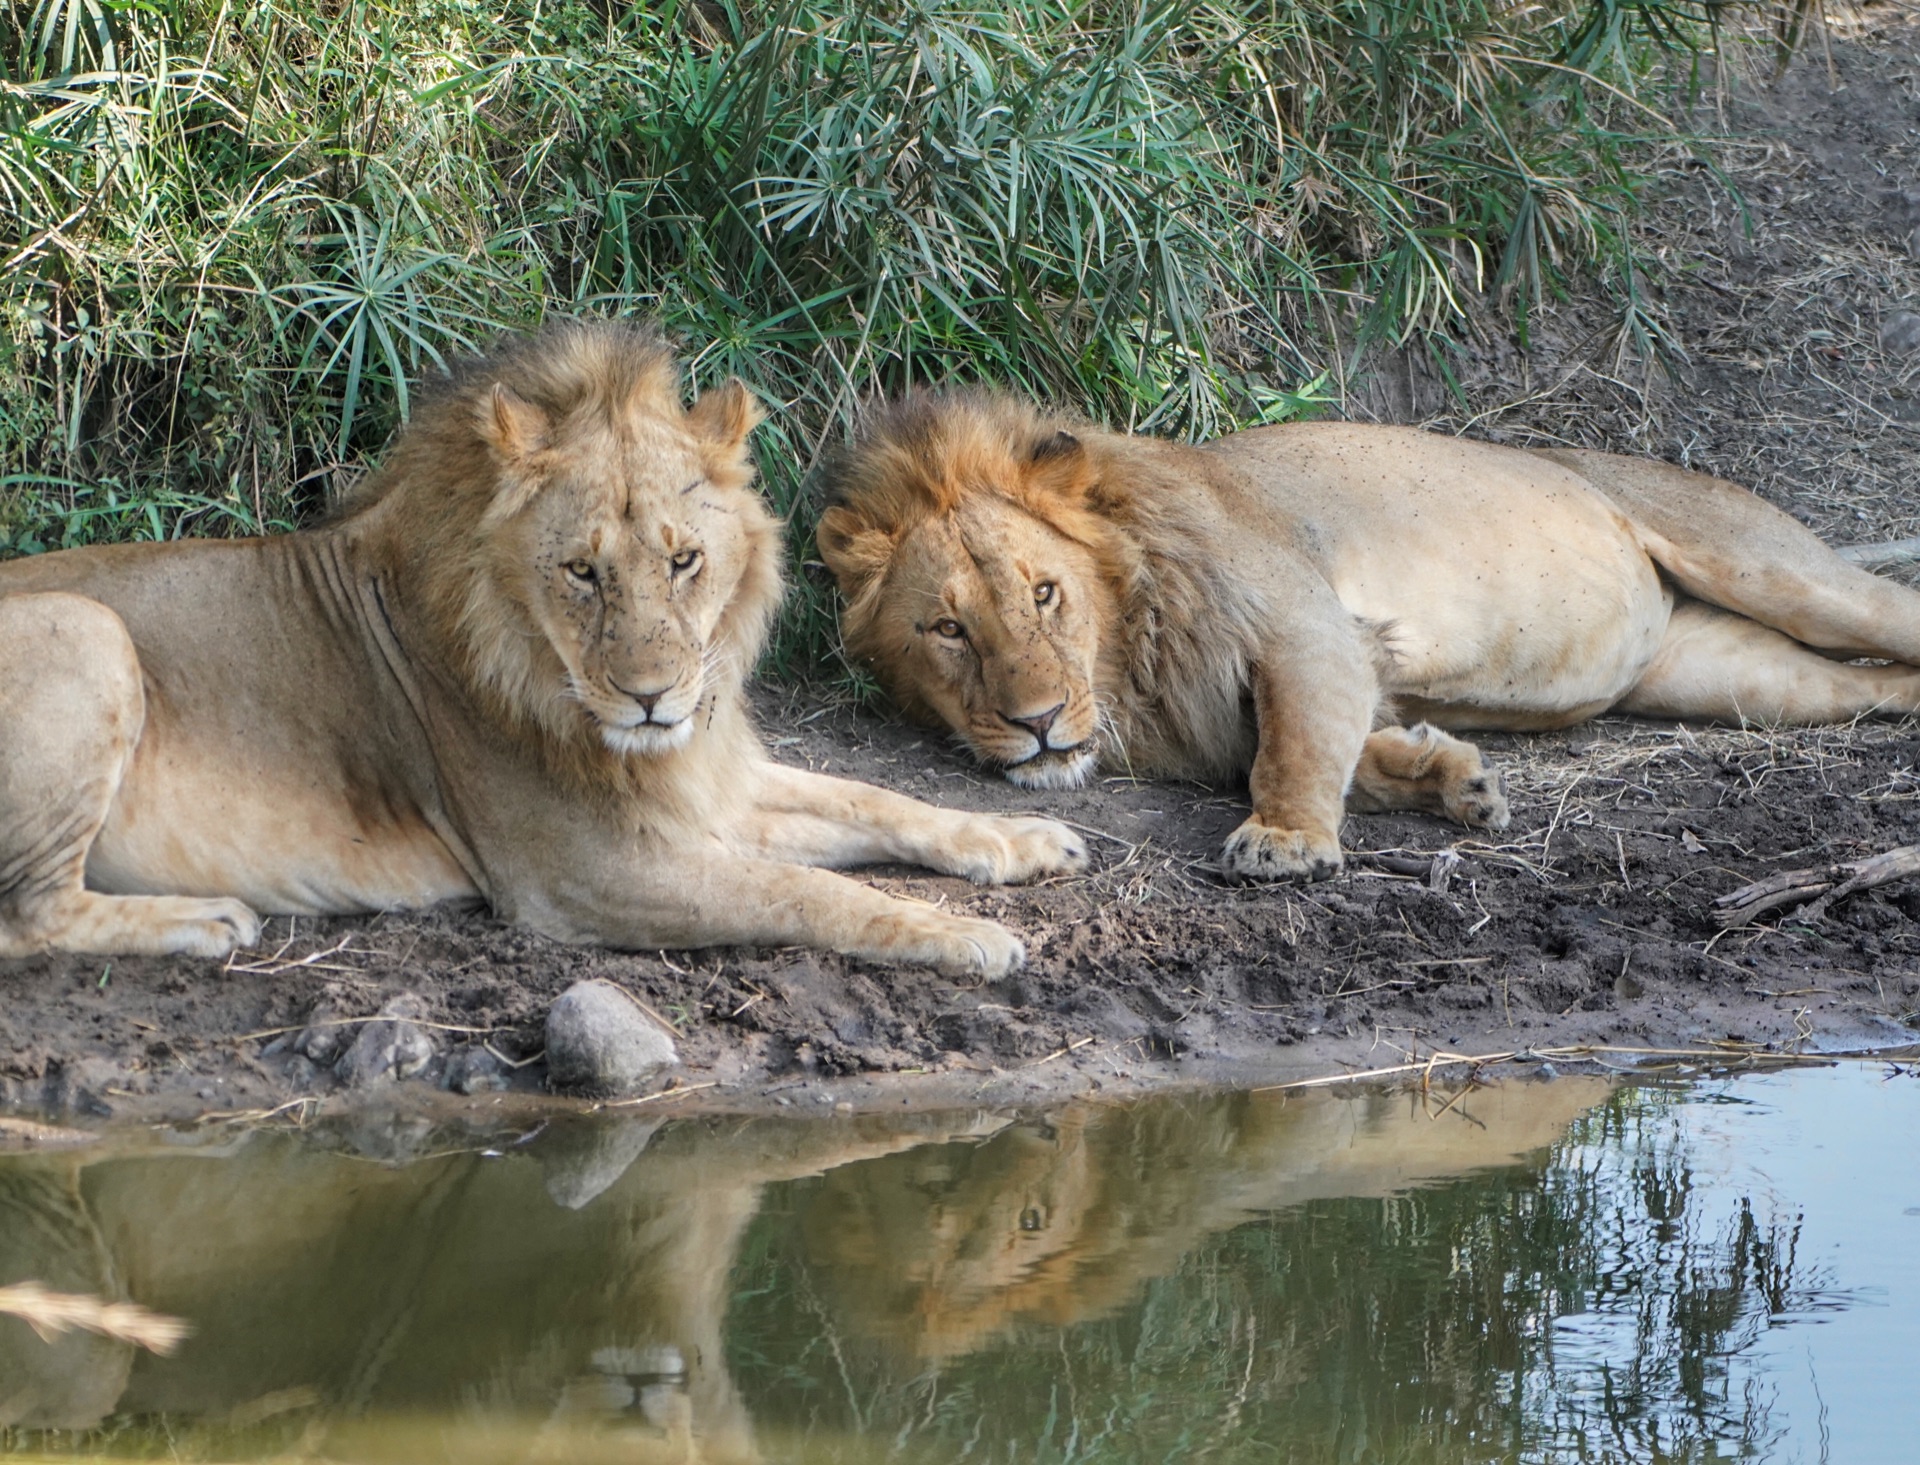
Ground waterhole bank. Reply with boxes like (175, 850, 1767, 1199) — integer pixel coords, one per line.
(4, 9, 1920, 1118)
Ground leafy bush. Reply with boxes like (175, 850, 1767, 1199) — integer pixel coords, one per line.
(0, 0, 1765, 668)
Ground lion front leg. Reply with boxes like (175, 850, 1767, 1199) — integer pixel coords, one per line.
(740, 764, 1088, 885)
(0, 593, 261, 959)
(547, 850, 1030, 978)
(1222, 624, 1380, 884)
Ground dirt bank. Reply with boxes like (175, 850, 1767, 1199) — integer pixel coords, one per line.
(5, 9, 1920, 1120)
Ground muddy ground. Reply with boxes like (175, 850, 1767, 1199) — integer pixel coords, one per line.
(5, 8, 1920, 1122)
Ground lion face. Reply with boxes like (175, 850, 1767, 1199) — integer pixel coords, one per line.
(498, 404, 760, 757)
(799, 1116, 1106, 1358)
(872, 494, 1106, 787)
(444, 338, 780, 764)
(820, 398, 1120, 790)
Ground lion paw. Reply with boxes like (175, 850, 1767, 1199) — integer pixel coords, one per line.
(164, 898, 263, 958)
(1221, 819, 1343, 883)
(1444, 765, 1511, 833)
(942, 816, 1089, 885)
(882, 911, 1027, 978)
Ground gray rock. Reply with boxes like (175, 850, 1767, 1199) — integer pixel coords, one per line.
(281, 1054, 324, 1091)
(339, 1110, 437, 1164)
(444, 1044, 510, 1095)
(545, 980, 677, 1096)
(539, 1117, 663, 1209)
(1881, 309, 1920, 358)
(335, 993, 436, 1089)
(294, 1008, 348, 1065)
(592, 1344, 685, 1378)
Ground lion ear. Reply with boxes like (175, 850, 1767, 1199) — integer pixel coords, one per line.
(687, 378, 765, 449)
(622, 354, 682, 426)
(475, 382, 549, 462)
(1024, 429, 1093, 503)
(1032, 430, 1081, 463)
(475, 384, 555, 526)
(816, 505, 898, 597)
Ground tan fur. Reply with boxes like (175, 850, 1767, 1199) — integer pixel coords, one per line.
(819, 393, 1920, 879)
(0, 325, 1083, 969)
(800, 1080, 1608, 1359)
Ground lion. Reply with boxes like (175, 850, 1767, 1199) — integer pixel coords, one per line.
(797, 1082, 1610, 1359)
(0, 324, 1083, 969)
(817, 392, 1920, 879)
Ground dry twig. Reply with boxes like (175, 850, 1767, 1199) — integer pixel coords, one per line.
(1837, 537, 1920, 569)
(1711, 843, 1920, 927)
(1252, 1040, 1914, 1093)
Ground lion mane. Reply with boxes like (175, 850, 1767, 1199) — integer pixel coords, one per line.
(1, 327, 1083, 968)
(345, 320, 784, 807)
(820, 391, 1274, 785)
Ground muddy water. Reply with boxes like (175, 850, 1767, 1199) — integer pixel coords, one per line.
(1, 1068, 1914, 1463)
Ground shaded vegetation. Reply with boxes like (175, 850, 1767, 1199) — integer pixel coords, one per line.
(2, 0, 1788, 667)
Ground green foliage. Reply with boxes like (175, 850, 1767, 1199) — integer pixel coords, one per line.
(0, 0, 1770, 670)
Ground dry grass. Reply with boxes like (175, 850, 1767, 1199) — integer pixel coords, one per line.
(0, 1283, 190, 1355)
(1398, 3, 1920, 551)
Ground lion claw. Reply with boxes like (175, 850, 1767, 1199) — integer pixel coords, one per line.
(1221, 819, 1343, 883)
(933, 917, 1027, 978)
(1446, 767, 1511, 833)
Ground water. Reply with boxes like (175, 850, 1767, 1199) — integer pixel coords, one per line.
(1, 1066, 1915, 1464)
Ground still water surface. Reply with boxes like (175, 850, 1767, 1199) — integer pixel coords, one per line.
(1, 1067, 1915, 1463)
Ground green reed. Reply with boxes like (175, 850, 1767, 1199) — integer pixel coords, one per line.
(0, 0, 1780, 671)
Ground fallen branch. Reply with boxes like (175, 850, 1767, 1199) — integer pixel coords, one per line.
(1711, 843, 1920, 927)
(0, 1283, 190, 1355)
(1252, 1041, 1914, 1094)
(1837, 537, 1920, 570)
(597, 1080, 720, 1110)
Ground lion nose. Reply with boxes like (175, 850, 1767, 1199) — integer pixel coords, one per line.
(1002, 701, 1065, 744)
(610, 677, 675, 720)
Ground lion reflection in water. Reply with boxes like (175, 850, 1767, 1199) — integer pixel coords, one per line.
(0, 1083, 1602, 1457)
(798, 1081, 1607, 1359)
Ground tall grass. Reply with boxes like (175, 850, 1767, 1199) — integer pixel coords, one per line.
(0, 0, 1783, 668)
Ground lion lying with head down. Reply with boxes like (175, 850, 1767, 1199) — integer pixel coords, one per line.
(818, 393, 1920, 880)
(0, 324, 1082, 969)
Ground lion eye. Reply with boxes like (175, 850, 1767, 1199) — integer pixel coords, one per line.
(1033, 580, 1057, 607)
(564, 559, 597, 583)
(670, 548, 703, 576)
(932, 618, 966, 641)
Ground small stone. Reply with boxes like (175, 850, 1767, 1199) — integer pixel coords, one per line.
(545, 980, 677, 1096)
(592, 1345, 685, 1378)
(294, 1009, 348, 1065)
(282, 1055, 323, 1091)
(335, 993, 436, 1089)
(444, 1045, 510, 1096)
(1881, 309, 1920, 358)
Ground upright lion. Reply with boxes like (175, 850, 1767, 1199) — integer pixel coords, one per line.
(0, 325, 1082, 968)
(818, 393, 1920, 880)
